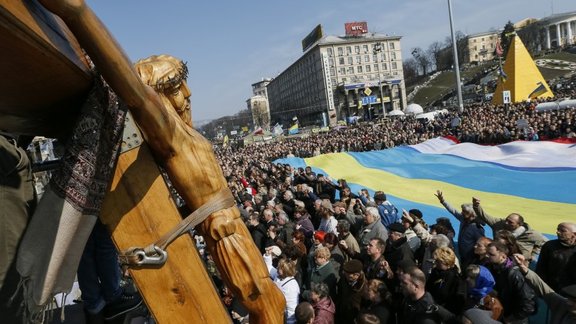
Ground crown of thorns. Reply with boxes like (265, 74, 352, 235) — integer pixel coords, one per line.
(152, 61, 189, 92)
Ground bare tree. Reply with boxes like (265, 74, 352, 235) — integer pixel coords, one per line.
(517, 21, 544, 54)
(443, 30, 469, 66)
(403, 58, 419, 86)
(427, 41, 443, 72)
(411, 47, 432, 76)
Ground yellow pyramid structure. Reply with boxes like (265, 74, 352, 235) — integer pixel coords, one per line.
(492, 35, 554, 105)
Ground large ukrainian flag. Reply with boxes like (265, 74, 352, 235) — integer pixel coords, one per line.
(275, 137, 576, 238)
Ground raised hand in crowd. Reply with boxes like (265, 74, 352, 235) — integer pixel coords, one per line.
(435, 190, 445, 203)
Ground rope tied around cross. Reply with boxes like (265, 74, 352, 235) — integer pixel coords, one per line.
(119, 188, 236, 267)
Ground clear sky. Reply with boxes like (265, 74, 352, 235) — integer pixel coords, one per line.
(86, 0, 574, 124)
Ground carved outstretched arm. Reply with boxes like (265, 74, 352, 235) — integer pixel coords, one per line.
(37, 0, 174, 156)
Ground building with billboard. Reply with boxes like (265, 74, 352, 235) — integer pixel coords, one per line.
(266, 22, 406, 127)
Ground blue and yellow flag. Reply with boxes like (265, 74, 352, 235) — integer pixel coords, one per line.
(288, 123, 299, 135)
(528, 82, 548, 99)
(275, 137, 576, 238)
(498, 63, 507, 83)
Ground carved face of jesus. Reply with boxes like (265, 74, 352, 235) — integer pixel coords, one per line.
(165, 81, 191, 115)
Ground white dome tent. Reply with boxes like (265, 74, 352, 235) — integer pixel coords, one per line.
(405, 103, 423, 115)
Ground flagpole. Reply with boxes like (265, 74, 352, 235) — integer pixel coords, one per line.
(447, 0, 464, 113)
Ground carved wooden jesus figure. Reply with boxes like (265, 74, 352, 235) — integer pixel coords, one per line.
(37, 1, 285, 322)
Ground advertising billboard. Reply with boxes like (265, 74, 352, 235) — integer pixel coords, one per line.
(345, 22, 368, 36)
(302, 24, 323, 52)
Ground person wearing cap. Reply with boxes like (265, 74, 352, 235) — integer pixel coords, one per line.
(263, 245, 283, 279)
(401, 209, 423, 254)
(332, 201, 348, 221)
(514, 253, 576, 324)
(335, 259, 366, 324)
(384, 222, 415, 273)
(536, 222, 576, 293)
(373, 191, 399, 228)
(313, 174, 336, 203)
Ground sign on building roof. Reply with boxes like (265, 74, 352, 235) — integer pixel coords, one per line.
(345, 22, 368, 36)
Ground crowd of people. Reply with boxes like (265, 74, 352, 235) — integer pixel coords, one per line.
(204, 91, 576, 323)
(219, 91, 575, 165)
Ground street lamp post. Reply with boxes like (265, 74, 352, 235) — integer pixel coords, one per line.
(373, 42, 387, 117)
(447, 0, 464, 113)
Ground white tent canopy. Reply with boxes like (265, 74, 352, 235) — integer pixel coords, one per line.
(535, 99, 576, 112)
(415, 109, 449, 121)
(387, 109, 405, 116)
(405, 103, 423, 115)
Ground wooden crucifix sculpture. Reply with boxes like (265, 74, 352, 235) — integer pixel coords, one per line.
(32, 1, 285, 323)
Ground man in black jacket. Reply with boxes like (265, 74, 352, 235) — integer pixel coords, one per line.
(399, 266, 456, 324)
(536, 222, 576, 293)
(487, 241, 537, 323)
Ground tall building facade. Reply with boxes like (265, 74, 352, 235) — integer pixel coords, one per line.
(267, 23, 406, 127)
(467, 31, 499, 63)
(247, 78, 272, 130)
(538, 11, 576, 49)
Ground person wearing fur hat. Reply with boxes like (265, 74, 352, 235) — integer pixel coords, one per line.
(335, 259, 367, 324)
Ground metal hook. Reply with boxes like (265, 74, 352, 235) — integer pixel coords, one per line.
(123, 245, 168, 267)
